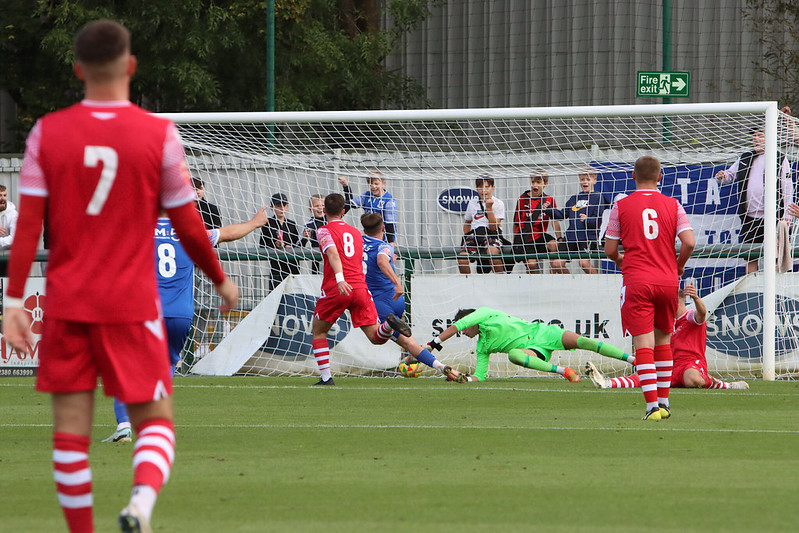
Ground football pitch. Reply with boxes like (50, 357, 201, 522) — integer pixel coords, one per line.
(2, 377, 798, 532)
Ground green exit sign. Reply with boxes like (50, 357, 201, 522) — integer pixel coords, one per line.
(636, 71, 689, 98)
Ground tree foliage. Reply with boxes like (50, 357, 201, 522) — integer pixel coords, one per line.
(742, 0, 799, 109)
(0, 0, 438, 150)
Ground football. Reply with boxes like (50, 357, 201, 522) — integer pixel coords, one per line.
(398, 361, 423, 377)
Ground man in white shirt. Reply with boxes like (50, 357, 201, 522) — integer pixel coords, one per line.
(0, 185, 19, 276)
(715, 128, 793, 273)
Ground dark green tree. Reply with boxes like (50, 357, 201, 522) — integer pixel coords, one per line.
(0, 0, 438, 151)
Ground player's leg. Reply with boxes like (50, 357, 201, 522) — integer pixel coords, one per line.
(52, 391, 96, 533)
(394, 333, 466, 381)
(507, 348, 579, 382)
(102, 399, 132, 443)
(93, 320, 175, 532)
(311, 316, 336, 385)
(682, 368, 709, 388)
(121, 397, 175, 533)
(632, 332, 660, 419)
(37, 319, 98, 533)
(561, 330, 635, 364)
(652, 287, 677, 418)
(357, 290, 409, 344)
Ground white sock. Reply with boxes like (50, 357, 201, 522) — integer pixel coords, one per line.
(129, 484, 157, 522)
(117, 422, 131, 431)
(432, 361, 444, 371)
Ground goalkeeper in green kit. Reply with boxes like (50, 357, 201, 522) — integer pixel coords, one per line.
(427, 307, 634, 382)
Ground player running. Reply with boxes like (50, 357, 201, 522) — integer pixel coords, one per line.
(425, 306, 634, 382)
(585, 283, 749, 391)
(310, 193, 409, 385)
(360, 213, 465, 381)
(103, 207, 269, 443)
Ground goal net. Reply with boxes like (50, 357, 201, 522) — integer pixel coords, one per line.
(164, 103, 799, 381)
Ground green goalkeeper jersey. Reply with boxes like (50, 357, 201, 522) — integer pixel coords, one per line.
(454, 306, 567, 381)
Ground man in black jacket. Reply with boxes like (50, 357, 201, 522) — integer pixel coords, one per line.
(260, 192, 301, 289)
(715, 127, 794, 273)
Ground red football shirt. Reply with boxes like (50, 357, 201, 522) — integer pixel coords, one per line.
(317, 219, 367, 296)
(17, 100, 196, 322)
(671, 310, 707, 367)
(513, 192, 557, 242)
(605, 189, 691, 286)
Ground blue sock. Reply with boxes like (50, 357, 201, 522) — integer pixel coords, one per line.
(415, 349, 437, 368)
(113, 398, 129, 425)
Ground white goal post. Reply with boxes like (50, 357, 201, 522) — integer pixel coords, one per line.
(162, 102, 798, 381)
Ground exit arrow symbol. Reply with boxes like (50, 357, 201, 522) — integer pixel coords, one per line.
(672, 78, 686, 91)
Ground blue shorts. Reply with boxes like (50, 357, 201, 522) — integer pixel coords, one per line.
(165, 317, 193, 365)
(373, 293, 406, 338)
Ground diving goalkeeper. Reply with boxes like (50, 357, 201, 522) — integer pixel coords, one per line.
(427, 306, 634, 382)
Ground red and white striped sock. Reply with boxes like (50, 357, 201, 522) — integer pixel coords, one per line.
(635, 347, 658, 411)
(312, 338, 332, 381)
(608, 374, 641, 388)
(374, 321, 393, 344)
(707, 376, 730, 389)
(654, 345, 673, 407)
(130, 419, 175, 523)
(53, 432, 93, 533)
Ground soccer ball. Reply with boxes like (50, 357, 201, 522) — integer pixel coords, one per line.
(398, 361, 423, 377)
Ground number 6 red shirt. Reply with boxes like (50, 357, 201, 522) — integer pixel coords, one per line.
(605, 190, 692, 286)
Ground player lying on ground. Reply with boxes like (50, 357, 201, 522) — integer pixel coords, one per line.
(426, 307, 634, 382)
(360, 213, 465, 381)
(103, 207, 269, 443)
(585, 284, 749, 391)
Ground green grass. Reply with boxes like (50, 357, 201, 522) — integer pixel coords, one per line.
(2, 377, 798, 532)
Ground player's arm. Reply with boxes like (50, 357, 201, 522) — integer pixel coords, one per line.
(167, 202, 238, 312)
(470, 352, 489, 382)
(675, 204, 695, 277)
(603, 204, 622, 268)
(324, 244, 352, 295)
(604, 238, 622, 268)
(217, 207, 268, 243)
(377, 250, 403, 300)
(684, 284, 707, 324)
(427, 307, 488, 349)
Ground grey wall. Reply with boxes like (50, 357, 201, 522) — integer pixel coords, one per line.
(384, 0, 783, 108)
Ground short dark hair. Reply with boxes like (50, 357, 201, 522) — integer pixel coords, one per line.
(361, 213, 384, 236)
(476, 175, 494, 188)
(74, 19, 130, 65)
(191, 177, 204, 189)
(0, 185, 6, 192)
(633, 155, 661, 183)
(324, 193, 346, 217)
(454, 308, 476, 322)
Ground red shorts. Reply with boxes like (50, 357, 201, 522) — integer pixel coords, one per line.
(35, 318, 172, 404)
(671, 358, 709, 388)
(314, 287, 378, 328)
(619, 283, 678, 336)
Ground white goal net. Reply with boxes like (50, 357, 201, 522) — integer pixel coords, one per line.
(164, 103, 799, 381)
